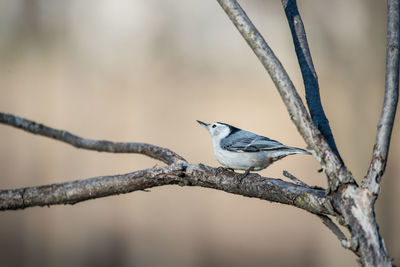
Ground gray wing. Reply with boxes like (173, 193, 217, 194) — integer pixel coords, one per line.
(220, 131, 285, 153)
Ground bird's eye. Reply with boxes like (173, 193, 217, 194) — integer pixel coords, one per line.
(212, 124, 216, 128)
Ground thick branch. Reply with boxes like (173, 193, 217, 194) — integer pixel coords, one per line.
(362, 0, 399, 195)
(215, 0, 354, 190)
(281, 0, 342, 163)
(0, 163, 333, 215)
(331, 186, 392, 265)
(0, 113, 331, 215)
(0, 112, 185, 165)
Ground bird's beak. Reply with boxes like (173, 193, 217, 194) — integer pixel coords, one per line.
(196, 120, 209, 129)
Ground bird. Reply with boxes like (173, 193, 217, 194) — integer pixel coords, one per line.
(197, 120, 310, 178)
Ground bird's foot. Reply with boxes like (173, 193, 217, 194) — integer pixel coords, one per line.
(216, 166, 235, 174)
(235, 168, 253, 185)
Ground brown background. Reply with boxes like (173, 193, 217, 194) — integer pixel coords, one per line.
(0, 1, 399, 266)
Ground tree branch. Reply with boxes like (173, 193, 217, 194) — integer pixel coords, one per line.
(316, 215, 356, 254)
(0, 163, 333, 215)
(215, 0, 354, 190)
(331, 185, 392, 265)
(0, 113, 332, 215)
(215, 1, 394, 265)
(0, 112, 185, 165)
(0, 1, 396, 264)
(282, 170, 308, 187)
(362, 0, 399, 196)
(281, 0, 342, 163)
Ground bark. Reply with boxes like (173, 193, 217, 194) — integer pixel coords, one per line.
(215, 0, 354, 192)
(216, 0, 397, 265)
(0, 112, 184, 165)
(0, 0, 398, 265)
(281, 0, 342, 163)
(0, 162, 331, 215)
(362, 0, 399, 197)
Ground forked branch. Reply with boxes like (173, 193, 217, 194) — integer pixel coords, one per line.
(216, 1, 396, 265)
(215, 0, 354, 189)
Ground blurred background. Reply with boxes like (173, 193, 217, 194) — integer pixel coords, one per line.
(0, 0, 398, 266)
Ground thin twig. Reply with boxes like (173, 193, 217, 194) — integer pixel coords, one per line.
(316, 215, 358, 255)
(362, 0, 399, 196)
(0, 112, 186, 165)
(0, 163, 332, 215)
(282, 170, 309, 186)
(215, 0, 354, 190)
(281, 0, 342, 163)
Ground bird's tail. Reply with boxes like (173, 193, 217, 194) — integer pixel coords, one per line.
(286, 147, 311, 155)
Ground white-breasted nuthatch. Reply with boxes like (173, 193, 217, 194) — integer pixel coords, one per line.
(197, 120, 310, 175)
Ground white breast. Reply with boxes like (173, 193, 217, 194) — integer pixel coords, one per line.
(213, 145, 273, 171)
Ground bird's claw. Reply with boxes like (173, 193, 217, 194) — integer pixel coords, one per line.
(235, 168, 252, 185)
(216, 166, 235, 174)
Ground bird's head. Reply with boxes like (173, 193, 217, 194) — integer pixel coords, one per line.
(197, 120, 236, 142)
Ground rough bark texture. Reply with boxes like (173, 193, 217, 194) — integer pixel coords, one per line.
(331, 187, 392, 266)
(0, 162, 332, 214)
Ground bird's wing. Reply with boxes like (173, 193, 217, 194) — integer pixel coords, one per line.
(220, 132, 285, 153)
